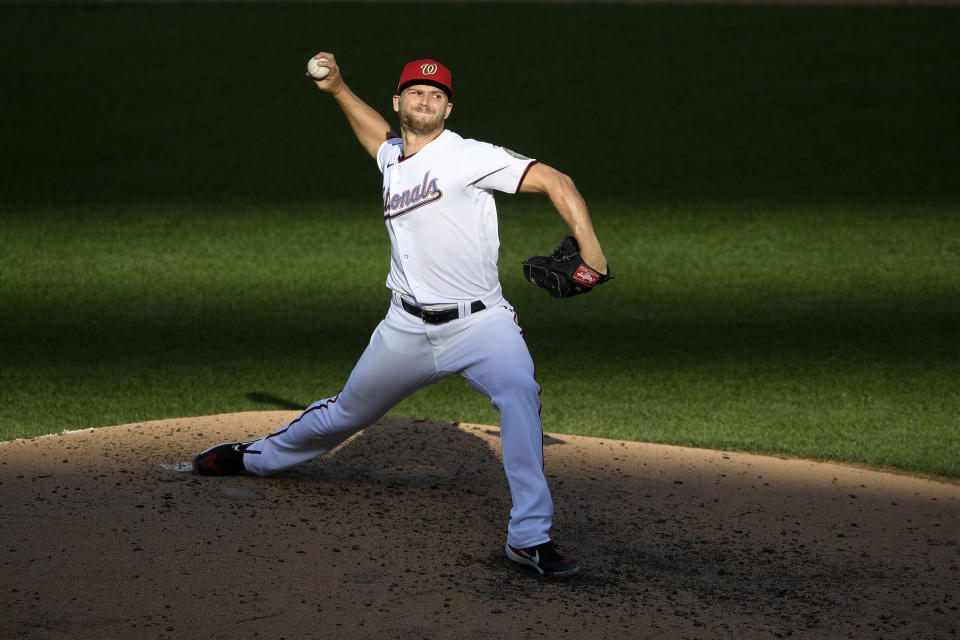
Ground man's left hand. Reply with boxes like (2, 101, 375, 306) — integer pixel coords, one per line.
(522, 236, 613, 299)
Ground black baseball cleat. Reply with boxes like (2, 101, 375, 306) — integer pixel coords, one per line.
(505, 540, 579, 577)
(192, 442, 252, 476)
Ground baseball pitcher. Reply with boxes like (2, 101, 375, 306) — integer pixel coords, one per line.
(192, 54, 611, 578)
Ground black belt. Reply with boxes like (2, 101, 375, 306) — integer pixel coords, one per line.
(401, 298, 486, 325)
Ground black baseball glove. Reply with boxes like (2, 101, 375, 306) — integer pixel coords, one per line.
(522, 236, 612, 299)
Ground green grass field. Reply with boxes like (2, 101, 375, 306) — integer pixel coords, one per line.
(2, 3, 958, 477)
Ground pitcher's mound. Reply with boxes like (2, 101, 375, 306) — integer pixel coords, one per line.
(2, 412, 957, 639)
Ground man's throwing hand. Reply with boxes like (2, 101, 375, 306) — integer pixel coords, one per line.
(305, 52, 343, 92)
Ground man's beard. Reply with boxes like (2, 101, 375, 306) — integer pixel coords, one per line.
(400, 107, 444, 135)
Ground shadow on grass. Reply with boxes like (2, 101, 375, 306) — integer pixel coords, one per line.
(2, 4, 958, 208)
(245, 392, 305, 412)
(4, 293, 958, 372)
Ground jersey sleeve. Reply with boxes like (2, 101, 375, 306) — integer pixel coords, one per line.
(376, 137, 403, 173)
(461, 140, 537, 194)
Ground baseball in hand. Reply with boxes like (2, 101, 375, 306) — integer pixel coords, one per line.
(307, 56, 330, 80)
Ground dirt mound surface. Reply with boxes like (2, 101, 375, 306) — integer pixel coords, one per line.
(1, 412, 957, 639)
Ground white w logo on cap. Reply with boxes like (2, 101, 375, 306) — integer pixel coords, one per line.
(420, 63, 438, 75)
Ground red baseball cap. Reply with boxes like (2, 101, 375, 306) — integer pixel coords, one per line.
(397, 59, 453, 100)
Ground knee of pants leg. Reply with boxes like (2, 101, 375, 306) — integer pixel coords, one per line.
(489, 369, 541, 413)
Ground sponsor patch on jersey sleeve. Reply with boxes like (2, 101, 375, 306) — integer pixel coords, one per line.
(496, 146, 530, 160)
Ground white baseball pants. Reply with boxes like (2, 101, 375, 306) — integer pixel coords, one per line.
(242, 296, 554, 549)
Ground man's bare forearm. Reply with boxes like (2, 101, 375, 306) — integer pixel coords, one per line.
(519, 163, 608, 273)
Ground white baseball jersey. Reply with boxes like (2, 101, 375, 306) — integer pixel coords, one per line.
(377, 130, 536, 304)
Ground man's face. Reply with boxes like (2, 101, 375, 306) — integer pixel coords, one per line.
(393, 84, 453, 136)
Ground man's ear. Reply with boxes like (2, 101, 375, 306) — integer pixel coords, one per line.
(444, 102, 453, 119)
(393, 95, 400, 112)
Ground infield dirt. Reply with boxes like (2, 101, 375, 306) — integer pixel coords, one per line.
(1, 412, 957, 639)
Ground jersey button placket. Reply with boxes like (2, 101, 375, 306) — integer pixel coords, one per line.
(390, 162, 423, 295)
